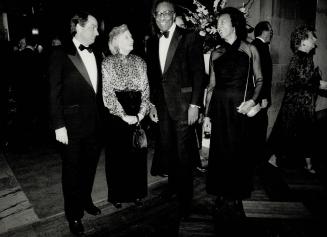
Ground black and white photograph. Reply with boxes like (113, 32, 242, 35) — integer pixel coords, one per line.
(0, 0, 326, 236)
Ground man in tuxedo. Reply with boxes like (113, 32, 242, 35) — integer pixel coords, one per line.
(251, 21, 273, 165)
(48, 11, 104, 235)
(146, 0, 205, 219)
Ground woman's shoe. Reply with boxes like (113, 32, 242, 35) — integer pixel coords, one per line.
(134, 198, 143, 207)
(112, 202, 122, 209)
(304, 166, 316, 174)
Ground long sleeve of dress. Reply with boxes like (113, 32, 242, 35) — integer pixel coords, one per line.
(249, 44, 263, 103)
(137, 60, 150, 118)
(204, 50, 218, 117)
(102, 58, 126, 118)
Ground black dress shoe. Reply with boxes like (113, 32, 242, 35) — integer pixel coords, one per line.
(112, 202, 122, 209)
(85, 204, 101, 216)
(69, 219, 84, 236)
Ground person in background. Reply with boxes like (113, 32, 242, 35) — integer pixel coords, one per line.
(251, 21, 273, 165)
(175, 15, 186, 29)
(51, 36, 63, 47)
(146, 0, 206, 219)
(102, 24, 150, 209)
(12, 34, 44, 152)
(48, 11, 104, 236)
(203, 7, 263, 231)
(266, 25, 327, 174)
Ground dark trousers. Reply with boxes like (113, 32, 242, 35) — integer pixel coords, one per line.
(158, 104, 194, 214)
(150, 123, 168, 176)
(60, 133, 101, 221)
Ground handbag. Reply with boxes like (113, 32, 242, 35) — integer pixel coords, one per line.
(132, 115, 148, 149)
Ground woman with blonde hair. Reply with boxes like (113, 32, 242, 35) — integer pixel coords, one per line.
(102, 24, 150, 208)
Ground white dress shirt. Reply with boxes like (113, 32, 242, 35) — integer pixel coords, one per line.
(73, 38, 98, 93)
(159, 23, 176, 73)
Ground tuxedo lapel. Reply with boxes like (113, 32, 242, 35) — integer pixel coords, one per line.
(163, 28, 182, 74)
(152, 39, 162, 74)
(68, 53, 93, 90)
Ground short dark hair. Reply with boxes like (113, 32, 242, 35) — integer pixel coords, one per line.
(217, 7, 247, 41)
(254, 21, 271, 37)
(290, 24, 316, 53)
(70, 11, 92, 36)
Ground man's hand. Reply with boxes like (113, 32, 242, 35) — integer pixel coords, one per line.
(55, 127, 68, 145)
(122, 115, 138, 125)
(202, 117, 211, 135)
(261, 99, 268, 109)
(149, 105, 159, 123)
(188, 106, 199, 125)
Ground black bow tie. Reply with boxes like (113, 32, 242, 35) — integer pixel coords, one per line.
(159, 31, 169, 38)
(79, 44, 93, 53)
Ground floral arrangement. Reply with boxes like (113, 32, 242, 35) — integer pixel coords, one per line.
(180, 0, 253, 53)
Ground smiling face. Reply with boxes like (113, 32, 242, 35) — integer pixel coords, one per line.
(117, 30, 134, 55)
(154, 1, 176, 32)
(217, 13, 235, 42)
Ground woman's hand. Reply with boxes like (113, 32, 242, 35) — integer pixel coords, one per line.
(55, 127, 68, 145)
(237, 99, 255, 114)
(122, 115, 138, 125)
(319, 80, 327, 90)
(149, 105, 159, 123)
(203, 117, 211, 135)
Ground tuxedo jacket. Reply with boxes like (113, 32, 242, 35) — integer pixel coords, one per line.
(251, 38, 273, 106)
(146, 27, 206, 121)
(48, 40, 104, 138)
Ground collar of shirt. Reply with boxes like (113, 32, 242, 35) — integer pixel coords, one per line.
(256, 37, 266, 43)
(159, 23, 177, 72)
(73, 37, 93, 53)
(160, 23, 176, 42)
(72, 37, 98, 92)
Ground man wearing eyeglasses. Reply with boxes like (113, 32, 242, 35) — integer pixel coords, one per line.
(146, 0, 206, 220)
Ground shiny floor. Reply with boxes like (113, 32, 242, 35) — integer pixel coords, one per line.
(1, 133, 327, 236)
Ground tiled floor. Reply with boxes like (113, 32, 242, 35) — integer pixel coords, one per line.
(0, 143, 170, 233)
(0, 154, 39, 234)
(1, 133, 327, 237)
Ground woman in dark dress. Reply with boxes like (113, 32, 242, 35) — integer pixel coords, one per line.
(102, 24, 150, 208)
(267, 25, 327, 174)
(203, 7, 263, 217)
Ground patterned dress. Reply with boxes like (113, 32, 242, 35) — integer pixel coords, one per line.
(267, 51, 319, 164)
(102, 53, 150, 203)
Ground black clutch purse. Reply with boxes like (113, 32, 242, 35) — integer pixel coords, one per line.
(115, 90, 141, 115)
(132, 115, 147, 149)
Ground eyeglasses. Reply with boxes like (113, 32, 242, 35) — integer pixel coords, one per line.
(154, 10, 174, 18)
